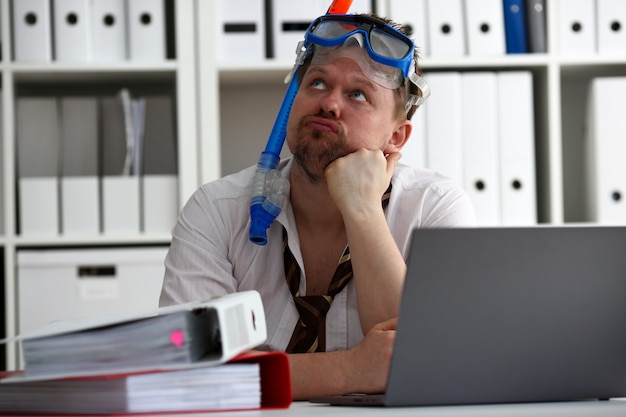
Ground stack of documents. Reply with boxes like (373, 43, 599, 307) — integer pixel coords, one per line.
(0, 291, 292, 414)
(0, 361, 261, 414)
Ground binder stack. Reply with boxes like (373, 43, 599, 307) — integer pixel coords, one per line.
(0, 291, 292, 414)
(12, 0, 167, 62)
(403, 71, 537, 226)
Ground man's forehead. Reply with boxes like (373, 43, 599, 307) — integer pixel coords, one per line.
(306, 59, 380, 91)
(310, 42, 402, 90)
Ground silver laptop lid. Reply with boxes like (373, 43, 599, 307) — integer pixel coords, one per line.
(386, 226, 626, 406)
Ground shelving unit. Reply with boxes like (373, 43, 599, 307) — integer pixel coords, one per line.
(0, 0, 201, 369)
(3, 0, 626, 369)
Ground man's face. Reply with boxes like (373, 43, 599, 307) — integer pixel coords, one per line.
(286, 52, 402, 183)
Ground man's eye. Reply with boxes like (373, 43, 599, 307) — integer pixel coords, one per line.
(350, 90, 367, 102)
(311, 79, 325, 89)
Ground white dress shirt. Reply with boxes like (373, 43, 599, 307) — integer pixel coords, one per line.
(160, 158, 475, 352)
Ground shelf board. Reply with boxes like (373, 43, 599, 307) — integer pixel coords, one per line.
(9, 234, 172, 248)
(5, 61, 178, 83)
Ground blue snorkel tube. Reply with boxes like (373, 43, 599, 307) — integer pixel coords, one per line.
(248, 0, 354, 245)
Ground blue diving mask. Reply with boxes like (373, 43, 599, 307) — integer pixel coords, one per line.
(287, 14, 430, 110)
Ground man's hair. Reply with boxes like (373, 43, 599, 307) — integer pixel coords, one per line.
(297, 13, 424, 121)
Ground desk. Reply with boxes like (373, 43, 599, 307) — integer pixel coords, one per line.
(53, 399, 625, 417)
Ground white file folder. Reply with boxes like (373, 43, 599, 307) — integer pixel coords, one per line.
(16, 97, 60, 236)
(60, 97, 100, 235)
(388, 0, 429, 56)
(558, 0, 596, 55)
(271, 0, 326, 60)
(497, 71, 537, 226)
(464, 0, 506, 56)
(596, 0, 626, 55)
(53, 0, 93, 61)
(217, 0, 265, 62)
(400, 106, 427, 168)
(127, 0, 166, 61)
(141, 96, 178, 234)
(426, 0, 466, 56)
(585, 77, 626, 224)
(103, 176, 141, 234)
(12, 0, 52, 62)
(424, 72, 463, 185)
(92, 0, 127, 61)
(461, 72, 501, 226)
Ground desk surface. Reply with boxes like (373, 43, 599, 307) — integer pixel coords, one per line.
(83, 399, 626, 417)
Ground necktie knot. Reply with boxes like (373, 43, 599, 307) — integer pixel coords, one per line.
(293, 295, 332, 328)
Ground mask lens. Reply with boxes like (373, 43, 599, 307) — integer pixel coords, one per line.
(312, 20, 359, 40)
(370, 28, 411, 59)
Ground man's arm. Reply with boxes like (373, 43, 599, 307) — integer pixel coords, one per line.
(288, 318, 396, 400)
(325, 149, 405, 333)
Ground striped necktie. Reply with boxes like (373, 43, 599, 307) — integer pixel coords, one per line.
(283, 184, 392, 353)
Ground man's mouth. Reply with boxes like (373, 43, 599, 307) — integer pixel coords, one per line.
(304, 116, 339, 134)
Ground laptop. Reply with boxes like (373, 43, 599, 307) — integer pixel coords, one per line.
(311, 226, 626, 406)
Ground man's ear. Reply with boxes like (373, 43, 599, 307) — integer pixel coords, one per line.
(384, 120, 413, 154)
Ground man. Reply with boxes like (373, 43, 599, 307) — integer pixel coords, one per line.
(160, 13, 475, 399)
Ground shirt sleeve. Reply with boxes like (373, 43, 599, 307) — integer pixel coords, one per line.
(421, 182, 477, 228)
(159, 186, 239, 307)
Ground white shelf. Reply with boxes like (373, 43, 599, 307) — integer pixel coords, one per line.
(0, 0, 200, 370)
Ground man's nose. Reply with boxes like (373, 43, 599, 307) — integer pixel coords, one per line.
(318, 88, 342, 119)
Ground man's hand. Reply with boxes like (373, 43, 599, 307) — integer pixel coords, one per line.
(344, 317, 397, 394)
(288, 317, 397, 400)
(325, 149, 401, 215)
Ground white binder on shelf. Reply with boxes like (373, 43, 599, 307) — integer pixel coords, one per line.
(12, 0, 52, 62)
(463, 0, 506, 56)
(52, 0, 93, 61)
(400, 105, 427, 169)
(100, 94, 141, 235)
(388, 0, 429, 56)
(461, 72, 501, 226)
(16, 97, 60, 236)
(497, 71, 537, 226)
(127, 0, 166, 61)
(424, 72, 463, 185)
(426, 0, 466, 56)
(92, 0, 127, 61)
(584, 77, 626, 224)
(596, 0, 626, 55)
(217, 0, 265, 62)
(141, 96, 178, 235)
(271, 0, 326, 60)
(558, 0, 596, 55)
(60, 97, 100, 236)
